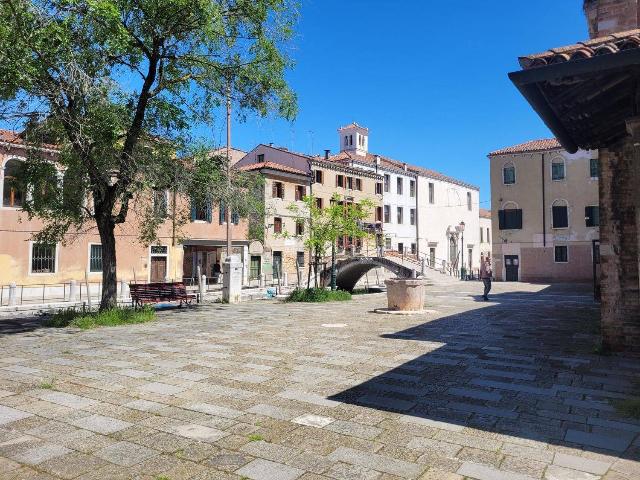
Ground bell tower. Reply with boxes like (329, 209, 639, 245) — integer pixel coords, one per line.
(338, 122, 369, 157)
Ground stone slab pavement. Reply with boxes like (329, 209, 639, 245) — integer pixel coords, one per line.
(0, 279, 638, 479)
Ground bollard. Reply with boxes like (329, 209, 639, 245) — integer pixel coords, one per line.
(282, 272, 288, 287)
(120, 280, 129, 300)
(259, 273, 265, 288)
(8, 283, 17, 307)
(199, 274, 206, 303)
(69, 280, 78, 302)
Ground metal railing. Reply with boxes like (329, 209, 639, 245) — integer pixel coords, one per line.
(0, 281, 111, 307)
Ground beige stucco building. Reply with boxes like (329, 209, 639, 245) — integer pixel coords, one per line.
(489, 139, 599, 282)
(0, 131, 248, 292)
(479, 209, 492, 260)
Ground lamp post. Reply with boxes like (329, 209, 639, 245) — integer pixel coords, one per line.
(459, 221, 466, 280)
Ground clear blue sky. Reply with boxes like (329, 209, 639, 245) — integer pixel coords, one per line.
(215, 0, 588, 206)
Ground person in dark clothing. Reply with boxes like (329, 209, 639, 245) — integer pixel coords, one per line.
(480, 255, 492, 301)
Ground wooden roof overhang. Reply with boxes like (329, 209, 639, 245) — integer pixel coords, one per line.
(509, 46, 640, 153)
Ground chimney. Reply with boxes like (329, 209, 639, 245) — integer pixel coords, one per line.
(324, 149, 330, 159)
(584, 0, 640, 38)
(375, 155, 381, 166)
(403, 162, 408, 171)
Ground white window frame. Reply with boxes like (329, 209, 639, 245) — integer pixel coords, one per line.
(87, 242, 103, 275)
(148, 244, 169, 283)
(502, 161, 516, 185)
(551, 199, 570, 229)
(28, 241, 59, 276)
(551, 157, 566, 182)
(1, 156, 27, 210)
(554, 245, 569, 264)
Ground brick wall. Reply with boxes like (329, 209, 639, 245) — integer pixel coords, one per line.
(598, 137, 640, 353)
(584, 0, 639, 37)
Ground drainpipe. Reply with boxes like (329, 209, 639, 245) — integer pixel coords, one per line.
(542, 153, 546, 248)
(415, 175, 420, 259)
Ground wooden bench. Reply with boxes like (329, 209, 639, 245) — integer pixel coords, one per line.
(129, 282, 196, 308)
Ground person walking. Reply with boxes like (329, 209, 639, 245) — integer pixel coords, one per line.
(480, 255, 492, 301)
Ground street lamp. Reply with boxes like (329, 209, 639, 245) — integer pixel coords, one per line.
(459, 221, 466, 280)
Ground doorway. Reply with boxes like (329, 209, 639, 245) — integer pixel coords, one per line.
(150, 256, 167, 282)
(505, 255, 519, 281)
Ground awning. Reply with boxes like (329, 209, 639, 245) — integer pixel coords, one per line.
(181, 239, 250, 247)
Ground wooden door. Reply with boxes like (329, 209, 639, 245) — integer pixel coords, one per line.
(505, 255, 519, 282)
(150, 256, 167, 283)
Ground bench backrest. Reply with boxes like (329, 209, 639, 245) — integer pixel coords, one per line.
(130, 282, 188, 299)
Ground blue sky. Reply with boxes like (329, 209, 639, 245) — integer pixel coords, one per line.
(214, 0, 588, 206)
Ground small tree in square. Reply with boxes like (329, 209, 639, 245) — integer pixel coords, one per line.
(288, 193, 373, 290)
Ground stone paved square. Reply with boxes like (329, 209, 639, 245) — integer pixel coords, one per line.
(0, 279, 638, 479)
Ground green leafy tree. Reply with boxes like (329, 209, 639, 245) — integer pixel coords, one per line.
(0, 0, 297, 309)
(288, 193, 373, 290)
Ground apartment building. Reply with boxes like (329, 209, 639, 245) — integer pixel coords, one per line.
(479, 209, 492, 259)
(329, 123, 418, 254)
(489, 139, 599, 282)
(238, 144, 312, 280)
(0, 130, 249, 287)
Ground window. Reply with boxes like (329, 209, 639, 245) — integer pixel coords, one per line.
(411, 243, 417, 255)
(315, 197, 323, 209)
(31, 243, 56, 274)
(349, 135, 353, 146)
(555, 245, 568, 263)
(2, 159, 25, 208)
(231, 212, 240, 225)
(383, 205, 390, 223)
(384, 174, 390, 193)
(397, 177, 403, 195)
(257, 153, 265, 162)
(355, 178, 362, 191)
(315, 170, 323, 184)
(295, 185, 306, 201)
(590, 158, 599, 178)
(295, 220, 304, 236)
(552, 159, 565, 181)
(346, 176, 353, 189)
(385, 237, 392, 249)
(344, 136, 349, 147)
(552, 200, 569, 228)
(272, 181, 284, 199)
(218, 201, 226, 224)
(250, 256, 261, 279)
(398, 242, 404, 253)
(336, 175, 345, 188)
(375, 182, 383, 195)
(410, 208, 416, 226)
(397, 206, 403, 224)
(153, 190, 168, 218)
(487, 228, 490, 243)
(467, 192, 472, 211)
(89, 244, 102, 273)
(296, 251, 305, 267)
(428, 182, 435, 204)
(409, 180, 416, 197)
(498, 207, 523, 230)
(192, 199, 211, 222)
(273, 217, 282, 234)
(480, 228, 484, 243)
(585, 206, 600, 227)
(503, 162, 516, 185)
(375, 206, 383, 222)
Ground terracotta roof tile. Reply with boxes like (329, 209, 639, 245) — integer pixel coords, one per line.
(479, 208, 492, 219)
(238, 161, 308, 176)
(0, 129, 59, 151)
(489, 138, 561, 156)
(518, 29, 640, 69)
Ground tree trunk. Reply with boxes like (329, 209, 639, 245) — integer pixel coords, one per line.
(96, 216, 118, 311)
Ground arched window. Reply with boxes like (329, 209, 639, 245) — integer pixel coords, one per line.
(2, 159, 25, 208)
(499, 201, 522, 230)
(552, 199, 569, 228)
(503, 162, 516, 185)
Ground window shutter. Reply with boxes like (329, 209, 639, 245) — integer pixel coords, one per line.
(205, 200, 212, 223)
(552, 206, 567, 228)
(219, 201, 225, 224)
(272, 182, 278, 198)
(498, 210, 505, 230)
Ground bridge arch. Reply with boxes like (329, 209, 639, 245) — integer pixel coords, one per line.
(320, 256, 418, 292)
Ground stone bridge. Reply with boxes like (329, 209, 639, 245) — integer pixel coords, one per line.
(320, 256, 419, 292)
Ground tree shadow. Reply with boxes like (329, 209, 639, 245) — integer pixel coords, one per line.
(329, 285, 640, 461)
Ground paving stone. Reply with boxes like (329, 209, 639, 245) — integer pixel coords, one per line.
(137, 382, 186, 395)
(278, 390, 341, 408)
(185, 402, 244, 418)
(398, 415, 465, 432)
(325, 420, 383, 440)
(240, 440, 299, 463)
(328, 447, 423, 478)
(457, 461, 537, 480)
(39, 392, 96, 409)
(115, 369, 154, 379)
(553, 452, 611, 475)
(236, 458, 304, 480)
(564, 429, 633, 453)
(326, 461, 382, 479)
(247, 403, 302, 420)
(544, 465, 600, 480)
(447, 387, 502, 402)
(500, 443, 553, 463)
(169, 423, 228, 442)
(11, 444, 72, 466)
(0, 405, 33, 425)
(587, 416, 640, 433)
(94, 441, 158, 466)
(124, 399, 164, 412)
(292, 414, 335, 428)
(70, 414, 133, 434)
